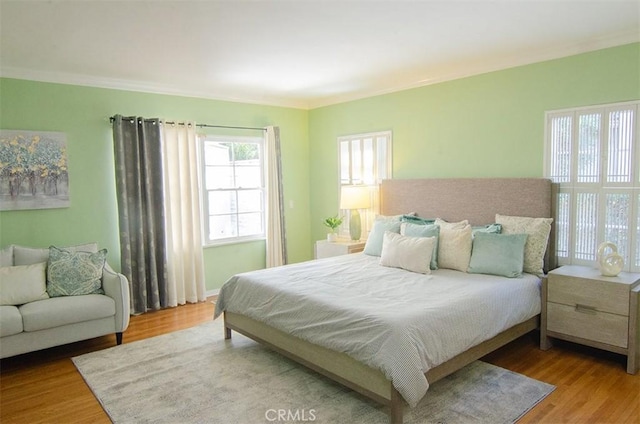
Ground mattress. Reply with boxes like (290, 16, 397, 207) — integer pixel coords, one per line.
(215, 253, 541, 407)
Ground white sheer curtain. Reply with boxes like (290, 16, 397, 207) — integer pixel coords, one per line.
(161, 121, 206, 305)
(265, 126, 287, 267)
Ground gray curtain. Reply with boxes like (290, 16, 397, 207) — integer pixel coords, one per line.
(112, 115, 168, 314)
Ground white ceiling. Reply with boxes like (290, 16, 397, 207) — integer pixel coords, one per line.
(1, 1, 638, 109)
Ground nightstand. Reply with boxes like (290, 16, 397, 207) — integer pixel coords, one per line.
(314, 239, 365, 259)
(541, 265, 640, 374)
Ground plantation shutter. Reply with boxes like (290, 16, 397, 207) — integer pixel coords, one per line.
(545, 102, 639, 272)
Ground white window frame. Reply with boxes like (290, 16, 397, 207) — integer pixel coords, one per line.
(544, 100, 640, 272)
(337, 131, 392, 238)
(199, 135, 266, 246)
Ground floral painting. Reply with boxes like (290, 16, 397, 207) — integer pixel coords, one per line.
(0, 130, 70, 211)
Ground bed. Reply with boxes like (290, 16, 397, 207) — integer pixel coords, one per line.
(215, 178, 555, 424)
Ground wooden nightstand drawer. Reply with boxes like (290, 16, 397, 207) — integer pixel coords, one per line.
(548, 273, 630, 316)
(541, 265, 640, 374)
(547, 302, 628, 348)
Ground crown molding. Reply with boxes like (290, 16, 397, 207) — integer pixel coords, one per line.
(307, 31, 640, 109)
(0, 67, 311, 110)
(2, 31, 637, 111)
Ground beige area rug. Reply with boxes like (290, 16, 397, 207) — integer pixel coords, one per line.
(73, 319, 554, 424)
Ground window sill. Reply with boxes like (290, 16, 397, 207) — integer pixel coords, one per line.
(203, 237, 266, 248)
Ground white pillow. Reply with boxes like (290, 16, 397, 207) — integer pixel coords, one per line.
(435, 218, 470, 230)
(438, 224, 473, 272)
(379, 231, 435, 274)
(496, 214, 553, 275)
(0, 262, 49, 305)
(0, 245, 14, 267)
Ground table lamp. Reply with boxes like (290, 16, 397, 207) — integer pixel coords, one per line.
(339, 185, 371, 241)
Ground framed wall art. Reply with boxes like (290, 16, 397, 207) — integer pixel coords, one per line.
(0, 129, 70, 211)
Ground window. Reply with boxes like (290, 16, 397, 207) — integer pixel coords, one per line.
(545, 101, 639, 272)
(338, 131, 392, 237)
(200, 136, 265, 245)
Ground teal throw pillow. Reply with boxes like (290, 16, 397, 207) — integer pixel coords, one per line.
(363, 219, 401, 256)
(401, 222, 440, 269)
(468, 232, 527, 278)
(471, 223, 502, 237)
(401, 215, 436, 226)
(46, 246, 107, 297)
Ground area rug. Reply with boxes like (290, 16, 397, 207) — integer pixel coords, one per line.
(73, 320, 554, 424)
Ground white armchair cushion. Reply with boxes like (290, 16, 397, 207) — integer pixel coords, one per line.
(0, 306, 23, 336)
(13, 243, 99, 266)
(19, 294, 115, 332)
(0, 245, 13, 267)
(0, 262, 49, 306)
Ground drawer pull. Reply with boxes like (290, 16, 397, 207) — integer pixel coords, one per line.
(575, 304, 597, 314)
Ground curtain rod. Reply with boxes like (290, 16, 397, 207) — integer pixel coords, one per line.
(109, 116, 266, 132)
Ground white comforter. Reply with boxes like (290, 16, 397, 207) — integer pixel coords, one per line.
(214, 253, 541, 407)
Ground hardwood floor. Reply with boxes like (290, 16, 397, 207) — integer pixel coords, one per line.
(1, 300, 638, 423)
(1, 299, 217, 424)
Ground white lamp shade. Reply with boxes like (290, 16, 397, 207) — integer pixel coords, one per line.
(340, 186, 371, 210)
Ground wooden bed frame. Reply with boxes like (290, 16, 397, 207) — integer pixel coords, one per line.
(224, 178, 556, 424)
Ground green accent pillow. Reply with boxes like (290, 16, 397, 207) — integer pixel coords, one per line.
(363, 219, 401, 256)
(400, 222, 440, 269)
(46, 246, 107, 297)
(468, 232, 528, 278)
(401, 215, 436, 226)
(471, 223, 502, 237)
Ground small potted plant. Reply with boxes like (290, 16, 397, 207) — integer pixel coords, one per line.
(323, 215, 343, 242)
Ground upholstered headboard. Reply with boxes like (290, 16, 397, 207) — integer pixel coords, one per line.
(380, 178, 557, 271)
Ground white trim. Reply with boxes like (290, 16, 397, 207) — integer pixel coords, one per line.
(206, 289, 220, 299)
(0, 66, 309, 110)
(3, 31, 637, 110)
(200, 135, 266, 246)
(306, 31, 640, 108)
(547, 100, 640, 116)
(633, 190, 640, 271)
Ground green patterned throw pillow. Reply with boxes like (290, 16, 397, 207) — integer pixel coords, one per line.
(46, 246, 107, 297)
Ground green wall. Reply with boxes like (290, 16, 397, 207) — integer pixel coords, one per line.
(0, 79, 311, 291)
(307, 43, 640, 243)
(2, 43, 639, 291)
